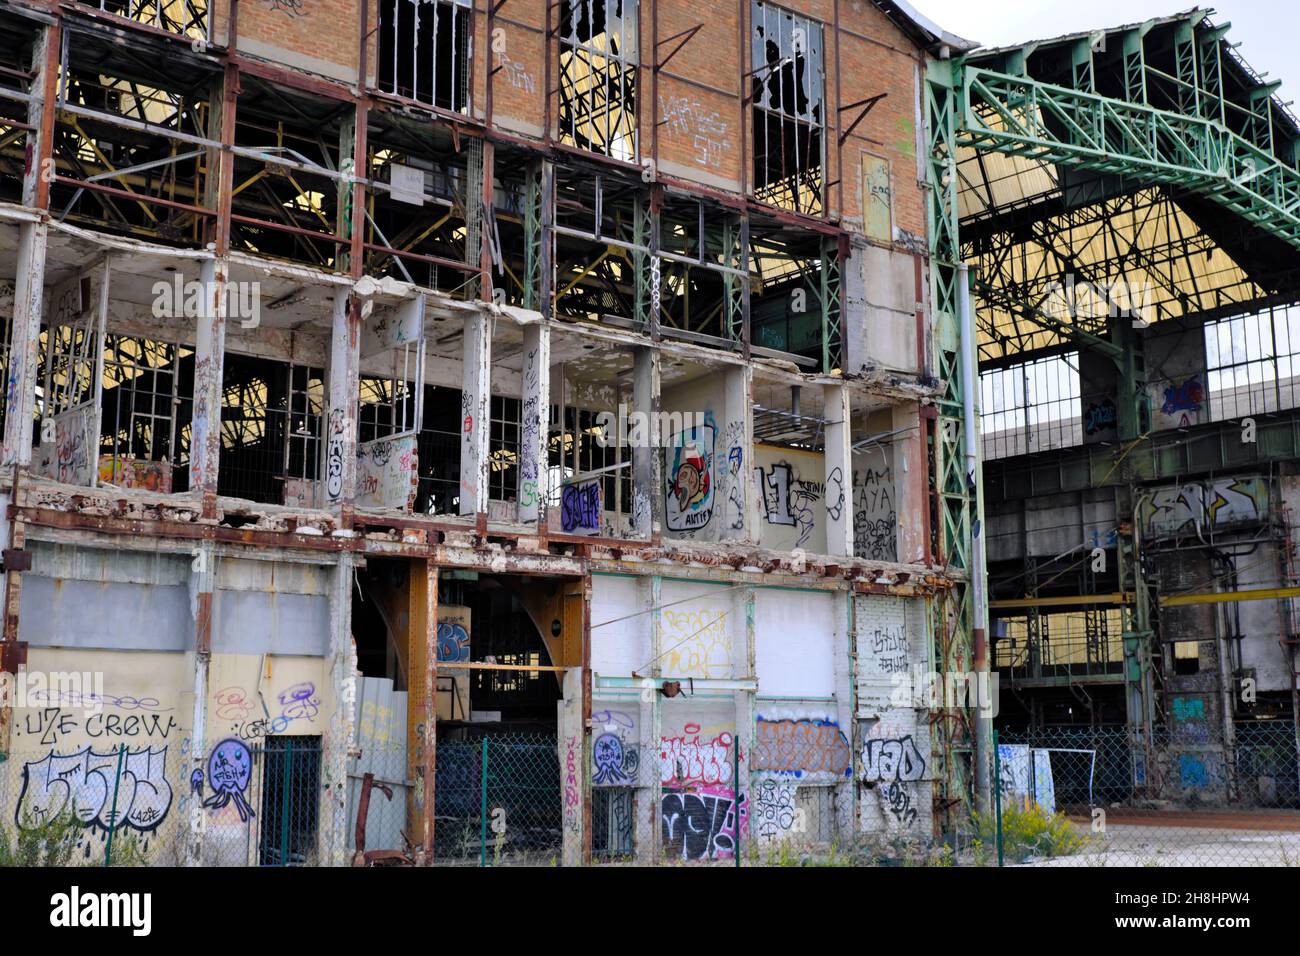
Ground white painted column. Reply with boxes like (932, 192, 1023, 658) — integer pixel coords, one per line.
(519, 321, 550, 525)
(823, 383, 853, 557)
(2, 223, 46, 467)
(631, 346, 661, 538)
(3, 26, 58, 467)
(189, 258, 228, 508)
(323, 551, 358, 867)
(645, 574, 663, 862)
(324, 293, 359, 513)
(459, 311, 491, 517)
(719, 364, 754, 543)
(185, 539, 215, 867)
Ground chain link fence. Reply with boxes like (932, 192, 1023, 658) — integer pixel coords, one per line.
(433, 732, 562, 865)
(0, 736, 329, 867)
(1, 740, 186, 866)
(987, 723, 1300, 867)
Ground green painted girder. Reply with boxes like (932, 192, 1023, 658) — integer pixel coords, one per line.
(984, 407, 1300, 504)
(958, 67, 1300, 248)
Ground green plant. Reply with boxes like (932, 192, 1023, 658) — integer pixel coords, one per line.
(0, 812, 83, 867)
(976, 802, 1090, 864)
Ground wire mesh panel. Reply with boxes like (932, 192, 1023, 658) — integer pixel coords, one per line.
(989, 725, 1300, 867)
(434, 733, 562, 866)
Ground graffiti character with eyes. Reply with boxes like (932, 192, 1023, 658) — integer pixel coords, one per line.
(202, 738, 255, 822)
(670, 442, 710, 514)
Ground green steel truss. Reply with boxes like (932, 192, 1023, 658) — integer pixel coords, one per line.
(926, 13, 1300, 821)
(926, 57, 976, 828)
(959, 67, 1300, 247)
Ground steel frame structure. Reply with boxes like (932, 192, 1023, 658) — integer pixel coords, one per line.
(932, 9, 1300, 822)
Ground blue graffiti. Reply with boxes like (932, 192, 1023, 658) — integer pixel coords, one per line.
(203, 738, 255, 822)
(1162, 377, 1204, 415)
(437, 622, 470, 663)
(593, 733, 638, 785)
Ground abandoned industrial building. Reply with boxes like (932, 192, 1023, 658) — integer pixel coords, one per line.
(0, 0, 1297, 869)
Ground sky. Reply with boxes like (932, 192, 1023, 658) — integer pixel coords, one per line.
(909, 0, 1297, 93)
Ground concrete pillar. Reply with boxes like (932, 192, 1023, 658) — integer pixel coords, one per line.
(559, 665, 585, 866)
(3, 24, 58, 468)
(323, 551, 358, 867)
(823, 383, 853, 557)
(324, 293, 360, 515)
(734, 586, 756, 860)
(719, 364, 755, 543)
(631, 347, 661, 538)
(2, 223, 47, 467)
(189, 258, 228, 512)
(459, 311, 491, 517)
(519, 322, 551, 525)
(642, 574, 663, 862)
(185, 540, 215, 867)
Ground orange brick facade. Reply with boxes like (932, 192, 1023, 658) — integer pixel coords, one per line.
(207, 0, 927, 249)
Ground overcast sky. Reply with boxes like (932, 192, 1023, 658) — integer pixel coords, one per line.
(909, 0, 1296, 94)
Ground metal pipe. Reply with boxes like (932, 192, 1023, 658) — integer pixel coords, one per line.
(959, 262, 992, 812)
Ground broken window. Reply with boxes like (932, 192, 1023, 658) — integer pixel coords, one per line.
(549, 406, 632, 522)
(91, 0, 208, 41)
(490, 395, 521, 501)
(217, 354, 324, 505)
(979, 353, 1082, 460)
(1203, 304, 1300, 422)
(558, 0, 639, 161)
(377, 0, 472, 113)
(750, 1, 825, 215)
(99, 335, 195, 493)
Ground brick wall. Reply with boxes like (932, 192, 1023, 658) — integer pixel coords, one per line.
(216, 0, 927, 246)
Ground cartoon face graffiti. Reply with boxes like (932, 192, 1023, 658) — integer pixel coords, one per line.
(665, 425, 715, 532)
(593, 733, 638, 785)
(202, 738, 255, 822)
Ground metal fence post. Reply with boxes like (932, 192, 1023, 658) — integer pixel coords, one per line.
(992, 728, 1003, 868)
(103, 742, 126, 867)
(280, 739, 294, 867)
(479, 737, 488, 867)
(734, 734, 741, 868)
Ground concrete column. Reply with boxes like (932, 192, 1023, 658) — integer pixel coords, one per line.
(733, 586, 756, 860)
(3, 24, 58, 468)
(2, 223, 47, 467)
(719, 364, 755, 543)
(323, 551, 358, 867)
(189, 258, 228, 513)
(559, 665, 585, 866)
(519, 322, 551, 525)
(824, 383, 853, 557)
(324, 293, 360, 516)
(185, 540, 215, 867)
(459, 311, 491, 517)
(645, 575, 663, 862)
(631, 347, 661, 538)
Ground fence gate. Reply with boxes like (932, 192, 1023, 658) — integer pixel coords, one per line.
(434, 733, 562, 865)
